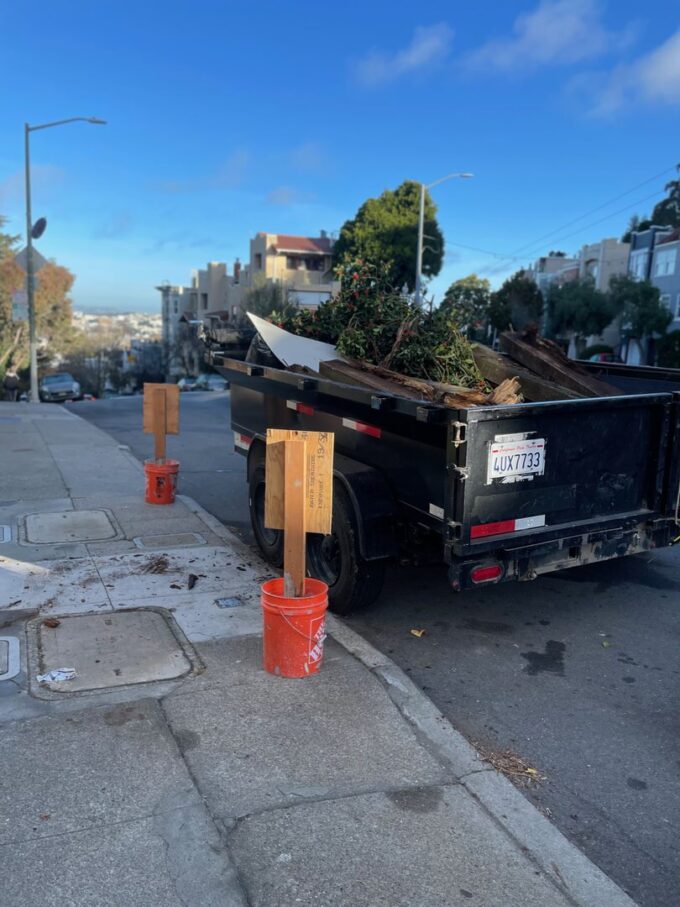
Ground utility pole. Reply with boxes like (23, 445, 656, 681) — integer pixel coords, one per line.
(414, 172, 474, 307)
(23, 117, 106, 402)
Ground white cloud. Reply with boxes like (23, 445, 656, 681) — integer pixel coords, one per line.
(467, 0, 635, 72)
(288, 141, 326, 173)
(266, 186, 315, 206)
(574, 28, 680, 115)
(151, 149, 250, 193)
(354, 23, 453, 86)
(0, 164, 65, 204)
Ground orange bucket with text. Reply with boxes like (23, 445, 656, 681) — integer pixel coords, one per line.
(144, 459, 179, 505)
(261, 577, 328, 678)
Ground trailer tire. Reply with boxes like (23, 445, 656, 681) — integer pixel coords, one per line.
(307, 484, 386, 615)
(248, 463, 284, 567)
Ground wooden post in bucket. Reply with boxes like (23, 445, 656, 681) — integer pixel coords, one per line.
(143, 383, 180, 463)
(265, 429, 334, 598)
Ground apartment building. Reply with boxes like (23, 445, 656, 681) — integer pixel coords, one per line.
(247, 232, 337, 308)
(649, 228, 680, 325)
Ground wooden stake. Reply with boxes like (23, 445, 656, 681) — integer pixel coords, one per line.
(154, 387, 167, 462)
(283, 438, 307, 597)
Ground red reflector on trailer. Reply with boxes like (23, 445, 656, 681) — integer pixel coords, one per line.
(470, 519, 515, 539)
(342, 417, 381, 438)
(470, 564, 503, 584)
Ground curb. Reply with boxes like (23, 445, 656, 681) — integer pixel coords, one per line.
(327, 615, 638, 907)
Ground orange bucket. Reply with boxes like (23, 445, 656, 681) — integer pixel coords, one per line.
(261, 577, 328, 678)
(144, 459, 179, 505)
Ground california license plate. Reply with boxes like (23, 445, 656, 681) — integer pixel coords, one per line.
(486, 437, 546, 484)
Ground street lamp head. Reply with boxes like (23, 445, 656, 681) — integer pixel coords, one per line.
(88, 117, 107, 125)
(459, 172, 474, 179)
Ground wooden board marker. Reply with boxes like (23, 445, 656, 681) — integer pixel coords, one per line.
(283, 439, 307, 597)
(143, 383, 180, 463)
(264, 429, 334, 599)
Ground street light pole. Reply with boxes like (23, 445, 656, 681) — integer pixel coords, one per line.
(23, 116, 106, 403)
(414, 172, 474, 307)
(24, 123, 38, 404)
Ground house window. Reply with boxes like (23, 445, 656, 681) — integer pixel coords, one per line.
(173, 300, 178, 314)
(676, 294, 680, 318)
(201, 293, 208, 310)
(654, 248, 676, 277)
(306, 257, 322, 271)
(660, 293, 671, 311)
(255, 253, 263, 269)
(286, 256, 299, 270)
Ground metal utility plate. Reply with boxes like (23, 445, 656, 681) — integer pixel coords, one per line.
(0, 637, 20, 681)
(133, 532, 206, 550)
(23, 509, 118, 544)
(31, 609, 197, 693)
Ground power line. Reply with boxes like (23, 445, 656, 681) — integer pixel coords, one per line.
(445, 240, 522, 261)
(477, 163, 678, 276)
(482, 187, 668, 278)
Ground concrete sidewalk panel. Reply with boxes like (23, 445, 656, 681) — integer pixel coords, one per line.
(229, 784, 573, 907)
(1, 555, 110, 613)
(3, 802, 246, 907)
(162, 636, 448, 819)
(0, 698, 195, 845)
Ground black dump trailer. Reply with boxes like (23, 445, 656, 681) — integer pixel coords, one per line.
(211, 346, 680, 614)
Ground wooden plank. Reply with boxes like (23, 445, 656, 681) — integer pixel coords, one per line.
(143, 383, 180, 434)
(153, 387, 166, 462)
(283, 439, 307, 597)
(264, 440, 286, 531)
(319, 359, 424, 399)
(472, 343, 583, 402)
(265, 429, 333, 535)
(499, 333, 618, 397)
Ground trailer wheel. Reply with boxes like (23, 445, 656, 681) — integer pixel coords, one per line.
(248, 464, 284, 567)
(307, 485, 386, 614)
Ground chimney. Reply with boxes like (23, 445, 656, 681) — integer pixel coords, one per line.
(234, 258, 241, 284)
(320, 230, 327, 239)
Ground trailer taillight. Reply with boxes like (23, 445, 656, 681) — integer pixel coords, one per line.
(470, 564, 503, 584)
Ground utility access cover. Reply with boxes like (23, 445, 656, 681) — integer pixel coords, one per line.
(24, 509, 118, 544)
(33, 610, 195, 693)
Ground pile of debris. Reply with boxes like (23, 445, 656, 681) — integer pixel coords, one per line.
(317, 328, 617, 409)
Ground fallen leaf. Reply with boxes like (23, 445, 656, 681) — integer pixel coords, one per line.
(187, 574, 198, 590)
(42, 618, 61, 629)
(39, 813, 50, 821)
(169, 583, 181, 590)
(601, 640, 611, 648)
(410, 628, 426, 638)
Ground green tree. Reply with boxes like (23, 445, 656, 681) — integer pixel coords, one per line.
(608, 275, 672, 340)
(546, 279, 618, 350)
(439, 274, 491, 338)
(656, 330, 680, 368)
(240, 275, 297, 321)
(622, 178, 680, 240)
(333, 180, 444, 292)
(650, 179, 680, 228)
(0, 216, 24, 373)
(488, 270, 544, 332)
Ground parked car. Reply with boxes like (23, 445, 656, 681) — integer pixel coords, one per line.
(588, 352, 623, 363)
(197, 373, 229, 391)
(177, 376, 201, 392)
(39, 372, 81, 403)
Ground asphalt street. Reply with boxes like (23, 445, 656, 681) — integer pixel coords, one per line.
(69, 391, 680, 907)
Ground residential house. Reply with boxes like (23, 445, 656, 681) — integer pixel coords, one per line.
(628, 225, 673, 281)
(650, 228, 680, 325)
(246, 232, 337, 309)
(527, 253, 578, 295)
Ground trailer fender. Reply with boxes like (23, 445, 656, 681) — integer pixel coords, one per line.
(248, 442, 396, 561)
(333, 454, 397, 561)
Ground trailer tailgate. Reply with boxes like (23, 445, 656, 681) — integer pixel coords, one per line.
(448, 394, 674, 555)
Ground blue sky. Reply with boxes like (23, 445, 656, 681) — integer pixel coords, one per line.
(1, 0, 679, 312)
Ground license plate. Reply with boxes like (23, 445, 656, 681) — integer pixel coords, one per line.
(487, 437, 546, 484)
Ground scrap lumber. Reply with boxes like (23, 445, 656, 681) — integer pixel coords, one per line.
(499, 332, 618, 398)
(472, 343, 582, 402)
(319, 358, 522, 407)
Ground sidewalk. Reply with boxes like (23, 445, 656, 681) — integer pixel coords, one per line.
(0, 402, 636, 907)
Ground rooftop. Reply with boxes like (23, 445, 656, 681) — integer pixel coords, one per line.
(259, 233, 334, 255)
